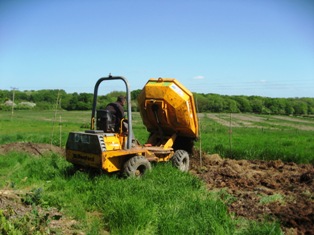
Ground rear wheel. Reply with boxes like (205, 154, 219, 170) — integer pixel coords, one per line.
(172, 150, 190, 172)
(123, 156, 151, 177)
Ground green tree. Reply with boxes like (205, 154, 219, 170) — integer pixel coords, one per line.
(15, 90, 29, 101)
(131, 89, 142, 101)
(250, 97, 263, 114)
(60, 93, 72, 110)
(67, 92, 79, 110)
(285, 99, 294, 115)
(303, 98, 314, 114)
(234, 96, 252, 113)
(293, 100, 308, 115)
(207, 94, 224, 112)
(223, 98, 239, 113)
(76, 93, 93, 110)
(0, 90, 11, 103)
(194, 94, 210, 113)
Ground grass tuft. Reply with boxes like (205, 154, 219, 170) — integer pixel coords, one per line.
(0, 152, 279, 234)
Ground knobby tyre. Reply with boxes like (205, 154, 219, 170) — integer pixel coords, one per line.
(172, 149, 190, 172)
(123, 156, 152, 177)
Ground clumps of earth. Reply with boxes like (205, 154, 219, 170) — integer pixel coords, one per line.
(0, 143, 313, 234)
(0, 143, 77, 234)
(190, 154, 314, 235)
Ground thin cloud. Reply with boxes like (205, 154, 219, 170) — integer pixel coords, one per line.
(250, 80, 268, 84)
(193, 75, 205, 80)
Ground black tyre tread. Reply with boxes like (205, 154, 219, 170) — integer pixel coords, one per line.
(172, 149, 190, 172)
(123, 156, 151, 177)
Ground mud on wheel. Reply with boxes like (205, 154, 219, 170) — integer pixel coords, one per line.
(123, 156, 152, 177)
(172, 149, 190, 172)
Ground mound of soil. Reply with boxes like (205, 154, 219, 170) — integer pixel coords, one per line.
(190, 154, 314, 235)
(0, 142, 65, 156)
(0, 189, 79, 234)
(0, 143, 76, 233)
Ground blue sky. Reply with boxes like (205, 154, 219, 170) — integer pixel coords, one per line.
(1, 0, 313, 97)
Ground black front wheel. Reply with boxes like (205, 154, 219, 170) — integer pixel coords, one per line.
(172, 150, 190, 172)
(123, 156, 152, 177)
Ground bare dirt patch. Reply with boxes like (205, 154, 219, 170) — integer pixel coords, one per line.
(271, 115, 314, 124)
(205, 113, 314, 131)
(190, 154, 314, 235)
(206, 113, 267, 128)
(0, 142, 65, 156)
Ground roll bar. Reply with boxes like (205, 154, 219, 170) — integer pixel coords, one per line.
(91, 75, 133, 149)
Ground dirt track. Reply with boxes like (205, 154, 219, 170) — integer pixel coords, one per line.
(190, 154, 314, 235)
(0, 143, 313, 234)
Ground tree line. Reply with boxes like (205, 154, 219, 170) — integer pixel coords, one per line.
(0, 89, 313, 115)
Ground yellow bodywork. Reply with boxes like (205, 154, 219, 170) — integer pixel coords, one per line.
(66, 150, 102, 169)
(104, 134, 122, 150)
(66, 132, 148, 173)
(138, 78, 199, 140)
(66, 77, 199, 174)
(102, 148, 147, 172)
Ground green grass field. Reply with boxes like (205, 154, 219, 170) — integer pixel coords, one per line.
(2, 110, 313, 234)
(0, 151, 281, 234)
(199, 113, 314, 164)
(1, 110, 313, 164)
(0, 110, 90, 146)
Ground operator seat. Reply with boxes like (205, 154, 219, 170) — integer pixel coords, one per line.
(96, 110, 116, 132)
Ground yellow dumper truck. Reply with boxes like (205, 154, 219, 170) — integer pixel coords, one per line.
(66, 75, 199, 177)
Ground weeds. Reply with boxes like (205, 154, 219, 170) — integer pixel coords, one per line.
(0, 207, 51, 235)
(0, 152, 281, 234)
(236, 219, 283, 235)
(259, 194, 285, 205)
(22, 188, 44, 205)
(0, 210, 21, 235)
